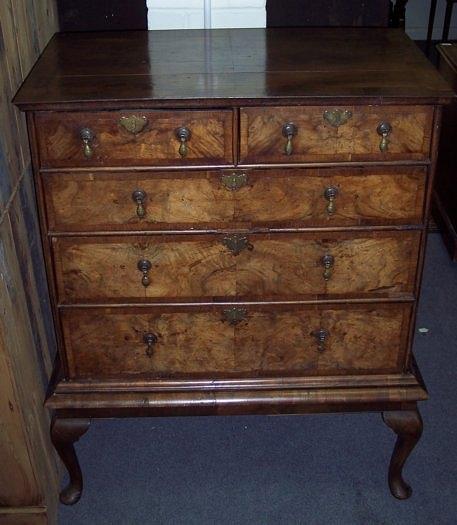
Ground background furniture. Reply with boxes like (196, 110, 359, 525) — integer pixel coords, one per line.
(443, 0, 457, 40)
(57, 0, 147, 31)
(0, 1, 59, 524)
(14, 28, 452, 505)
(434, 43, 457, 260)
(427, 0, 457, 53)
(266, 0, 389, 27)
(266, 0, 407, 28)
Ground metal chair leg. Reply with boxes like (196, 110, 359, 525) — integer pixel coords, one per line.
(426, 0, 438, 54)
(442, 1, 455, 42)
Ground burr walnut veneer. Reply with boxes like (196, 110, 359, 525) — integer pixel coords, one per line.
(14, 28, 454, 504)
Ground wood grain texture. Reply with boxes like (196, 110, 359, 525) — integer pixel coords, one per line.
(35, 110, 234, 168)
(0, 217, 58, 513)
(0, 0, 59, 520)
(43, 166, 427, 232)
(52, 231, 420, 303)
(60, 303, 412, 379)
(0, 513, 48, 525)
(12, 29, 454, 110)
(240, 105, 434, 164)
(13, 27, 448, 503)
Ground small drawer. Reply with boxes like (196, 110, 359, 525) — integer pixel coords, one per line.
(35, 110, 234, 168)
(52, 231, 420, 304)
(61, 302, 412, 379)
(43, 166, 427, 232)
(239, 105, 433, 164)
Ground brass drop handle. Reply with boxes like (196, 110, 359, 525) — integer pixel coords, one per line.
(324, 186, 339, 215)
(80, 127, 94, 158)
(143, 332, 158, 358)
(175, 126, 191, 158)
(313, 328, 329, 353)
(282, 122, 297, 156)
(132, 190, 147, 219)
(137, 259, 152, 287)
(377, 122, 392, 153)
(321, 254, 334, 281)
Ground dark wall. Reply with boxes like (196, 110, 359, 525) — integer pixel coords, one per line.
(58, 0, 147, 31)
(266, 0, 391, 27)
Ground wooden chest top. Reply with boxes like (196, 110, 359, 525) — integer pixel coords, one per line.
(13, 28, 453, 109)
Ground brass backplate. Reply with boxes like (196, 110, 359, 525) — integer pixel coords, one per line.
(119, 115, 148, 134)
(222, 307, 248, 326)
(323, 109, 352, 128)
(221, 172, 248, 191)
(222, 234, 253, 256)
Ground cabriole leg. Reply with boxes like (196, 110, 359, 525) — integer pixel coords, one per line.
(51, 416, 91, 505)
(382, 408, 423, 499)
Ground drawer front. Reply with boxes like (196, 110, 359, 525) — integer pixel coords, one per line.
(35, 110, 234, 167)
(240, 105, 433, 164)
(61, 303, 411, 379)
(53, 231, 420, 303)
(44, 166, 426, 232)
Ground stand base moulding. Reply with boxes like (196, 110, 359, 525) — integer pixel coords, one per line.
(13, 27, 454, 504)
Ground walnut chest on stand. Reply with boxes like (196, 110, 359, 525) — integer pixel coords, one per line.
(13, 28, 454, 504)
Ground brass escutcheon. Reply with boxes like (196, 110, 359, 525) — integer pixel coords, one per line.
(222, 234, 253, 256)
(119, 115, 148, 134)
(323, 109, 353, 128)
(221, 172, 248, 191)
(222, 307, 248, 326)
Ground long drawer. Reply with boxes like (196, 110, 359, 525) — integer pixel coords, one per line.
(60, 303, 412, 379)
(43, 166, 427, 232)
(240, 105, 433, 164)
(35, 110, 234, 168)
(52, 231, 421, 303)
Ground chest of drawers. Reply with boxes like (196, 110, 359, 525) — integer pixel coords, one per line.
(14, 28, 453, 504)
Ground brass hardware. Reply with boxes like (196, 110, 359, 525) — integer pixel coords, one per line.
(324, 186, 339, 215)
(222, 307, 248, 326)
(221, 172, 248, 191)
(313, 328, 329, 353)
(143, 332, 158, 358)
(321, 254, 334, 281)
(80, 128, 94, 158)
(222, 234, 254, 256)
(282, 122, 297, 156)
(323, 109, 352, 128)
(137, 259, 152, 287)
(175, 126, 191, 158)
(132, 190, 147, 219)
(119, 115, 148, 134)
(377, 122, 392, 153)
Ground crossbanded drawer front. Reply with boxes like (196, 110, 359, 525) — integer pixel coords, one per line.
(52, 231, 420, 303)
(60, 303, 412, 379)
(43, 166, 427, 232)
(35, 110, 234, 168)
(240, 105, 433, 164)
